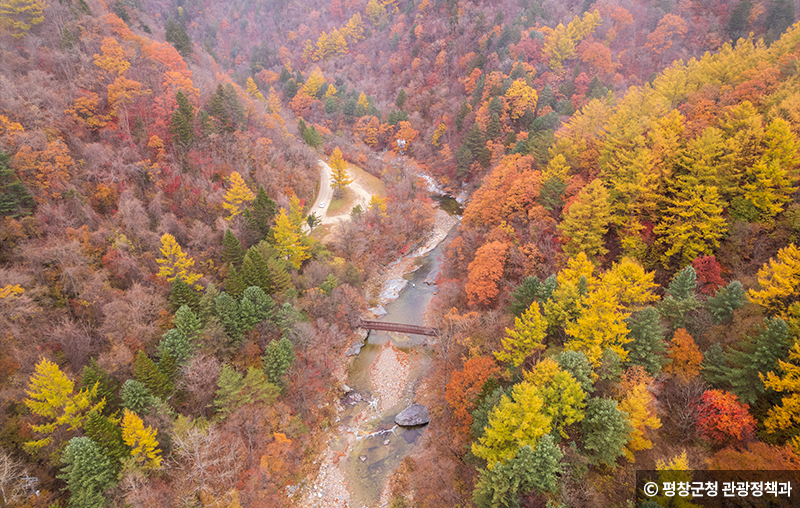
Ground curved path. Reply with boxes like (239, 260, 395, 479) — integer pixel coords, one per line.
(309, 159, 373, 228)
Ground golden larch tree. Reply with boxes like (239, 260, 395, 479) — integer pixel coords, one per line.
(223, 171, 256, 220)
(156, 233, 202, 286)
(122, 409, 162, 469)
(24, 358, 104, 450)
(273, 208, 310, 269)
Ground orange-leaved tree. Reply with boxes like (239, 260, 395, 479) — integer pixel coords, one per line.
(445, 356, 501, 437)
(663, 328, 703, 382)
(465, 241, 509, 307)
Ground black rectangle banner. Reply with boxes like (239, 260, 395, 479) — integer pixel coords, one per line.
(636, 470, 800, 507)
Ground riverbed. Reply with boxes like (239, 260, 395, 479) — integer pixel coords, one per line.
(296, 205, 460, 508)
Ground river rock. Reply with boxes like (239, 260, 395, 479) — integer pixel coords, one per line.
(394, 403, 431, 427)
(345, 343, 363, 356)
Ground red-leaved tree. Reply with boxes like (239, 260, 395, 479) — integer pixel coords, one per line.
(696, 389, 756, 445)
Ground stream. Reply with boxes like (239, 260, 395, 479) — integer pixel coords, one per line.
(300, 198, 461, 508)
(342, 225, 456, 507)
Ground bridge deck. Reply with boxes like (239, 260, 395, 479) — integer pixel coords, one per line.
(358, 319, 439, 337)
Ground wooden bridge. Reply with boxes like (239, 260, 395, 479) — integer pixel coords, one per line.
(358, 319, 439, 337)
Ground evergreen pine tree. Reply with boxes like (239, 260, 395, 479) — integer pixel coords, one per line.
(59, 437, 116, 508)
(705, 280, 746, 323)
(158, 329, 194, 365)
(555, 350, 594, 394)
(624, 307, 668, 375)
(169, 276, 201, 312)
(207, 84, 232, 132)
(84, 412, 127, 471)
(120, 379, 154, 414)
(174, 304, 202, 341)
(241, 248, 272, 293)
(263, 337, 295, 388)
(243, 186, 276, 242)
(222, 229, 245, 266)
(464, 123, 491, 167)
(701, 343, 729, 387)
(395, 89, 407, 108)
(215, 292, 245, 344)
(658, 266, 701, 331)
(134, 351, 173, 399)
(267, 258, 293, 294)
(158, 350, 179, 382)
(0, 151, 34, 217)
(81, 359, 121, 414)
(241, 286, 275, 327)
(473, 436, 563, 507)
(169, 90, 194, 148)
(725, 317, 791, 404)
(165, 17, 192, 57)
(486, 112, 501, 140)
(225, 264, 246, 298)
(581, 397, 631, 467)
(456, 101, 470, 132)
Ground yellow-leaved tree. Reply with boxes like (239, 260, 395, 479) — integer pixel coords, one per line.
(564, 285, 631, 366)
(24, 358, 105, 450)
(762, 340, 800, 453)
(540, 10, 602, 69)
(524, 358, 587, 438)
(273, 208, 310, 269)
(368, 194, 387, 216)
(223, 171, 256, 220)
(0, 0, 44, 38)
(329, 147, 353, 193)
(618, 370, 661, 462)
(122, 409, 162, 469)
(471, 381, 552, 469)
(156, 233, 202, 286)
(246, 77, 266, 104)
(558, 179, 612, 261)
(504, 79, 538, 120)
(749, 244, 800, 317)
(494, 301, 547, 368)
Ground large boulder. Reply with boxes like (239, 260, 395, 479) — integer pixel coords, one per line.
(395, 403, 430, 427)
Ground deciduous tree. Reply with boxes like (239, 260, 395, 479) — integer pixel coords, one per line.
(664, 329, 703, 382)
(273, 208, 309, 269)
(525, 358, 587, 437)
(762, 340, 800, 451)
(223, 171, 256, 221)
(696, 389, 756, 445)
(466, 241, 509, 307)
(749, 244, 800, 317)
(446, 356, 501, 436)
(24, 358, 104, 450)
(122, 409, 162, 469)
(157, 234, 202, 286)
(471, 381, 552, 469)
(495, 302, 547, 368)
(558, 179, 611, 260)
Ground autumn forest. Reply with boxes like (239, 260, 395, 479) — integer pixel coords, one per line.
(1, 0, 800, 506)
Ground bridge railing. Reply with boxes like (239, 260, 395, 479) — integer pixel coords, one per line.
(358, 319, 439, 337)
